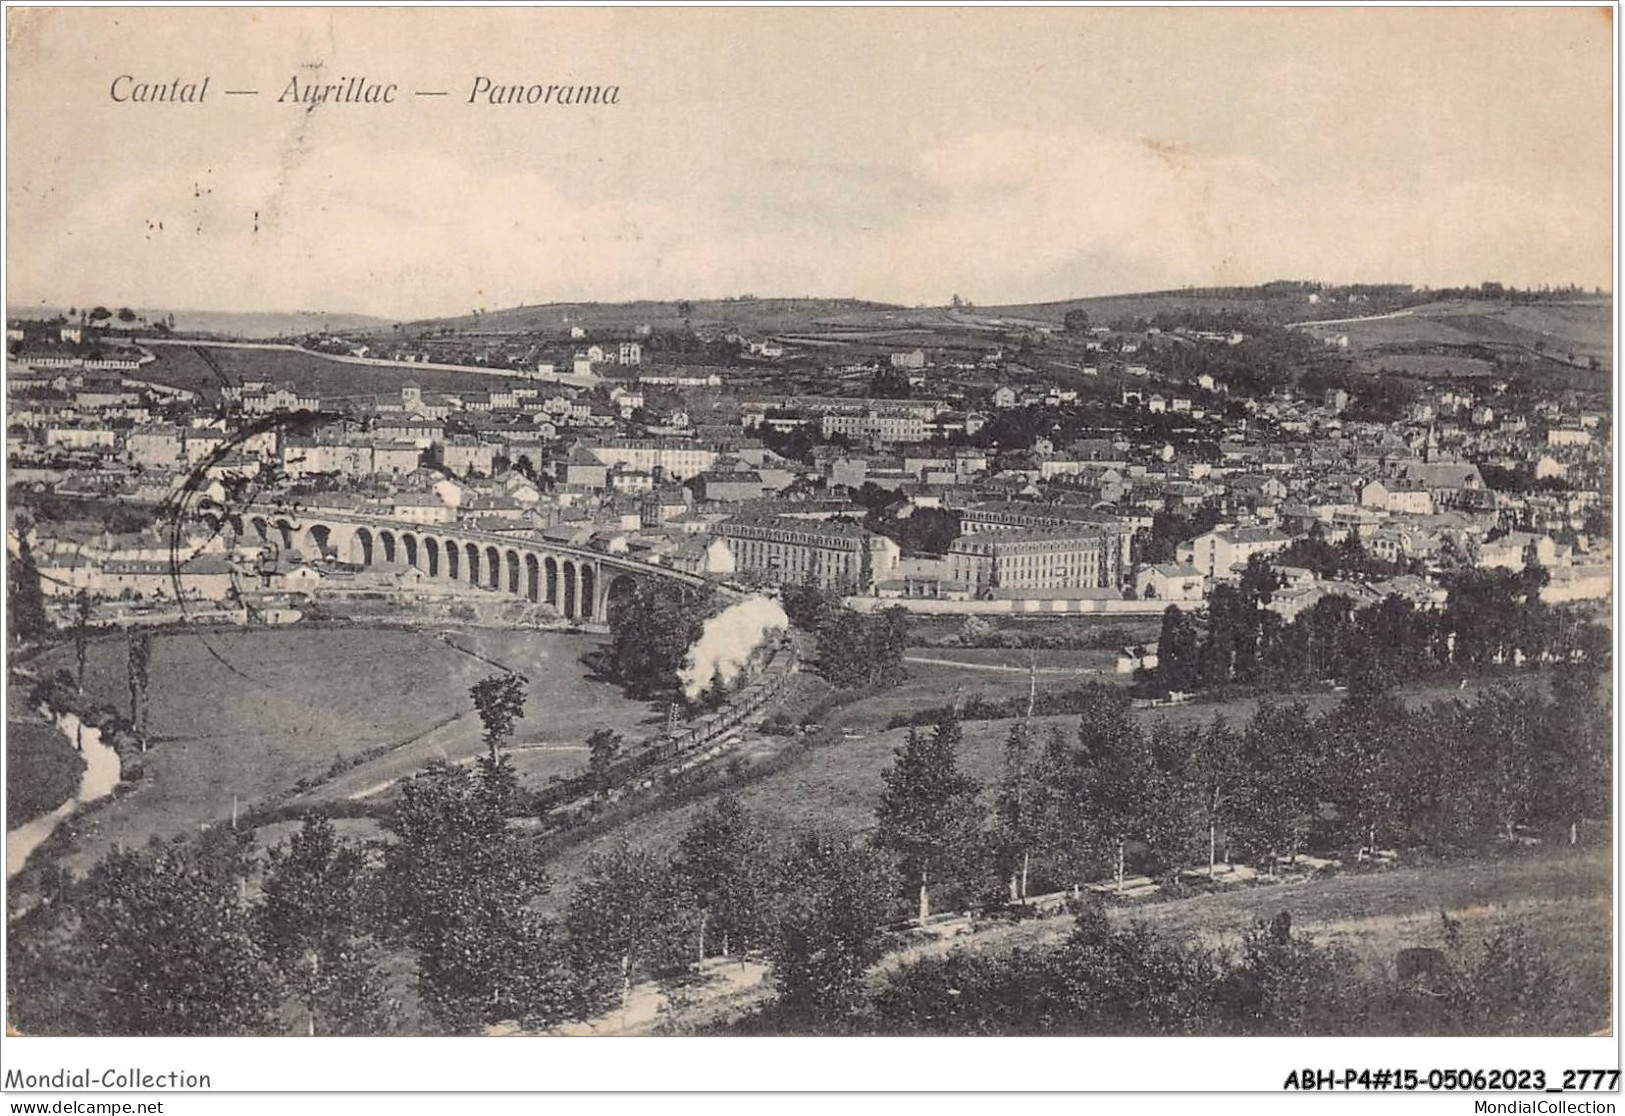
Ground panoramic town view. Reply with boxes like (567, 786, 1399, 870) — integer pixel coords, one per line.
(3, 8, 1613, 1044)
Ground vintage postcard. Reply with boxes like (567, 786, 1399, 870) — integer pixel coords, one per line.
(1, 3, 1615, 1101)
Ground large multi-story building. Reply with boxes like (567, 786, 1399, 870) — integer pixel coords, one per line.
(241, 385, 322, 415)
(126, 425, 185, 469)
(716, 515, 899, 590)
(1180, 526, 1292, 580)
(820, 408, 930, 446)
(441, 435, 497, 477)
(945, 527, 1129, 594)
(585, 438, 719, 480)
(958, 501, 1134, 569)
(44, 424, 117, 451)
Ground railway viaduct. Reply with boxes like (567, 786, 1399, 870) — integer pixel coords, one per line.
(238, 507, 716, 622)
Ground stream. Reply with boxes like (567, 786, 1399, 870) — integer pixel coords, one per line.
(6, 709, 122, 878)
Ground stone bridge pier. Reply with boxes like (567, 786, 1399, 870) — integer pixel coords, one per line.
(244, 511, 667, 623)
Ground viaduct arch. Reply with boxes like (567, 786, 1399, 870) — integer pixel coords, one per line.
(249, 507, 716, 623)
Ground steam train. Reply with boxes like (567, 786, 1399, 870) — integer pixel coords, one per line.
(533, 632, 799, 818)
(647, 631, 798, 761)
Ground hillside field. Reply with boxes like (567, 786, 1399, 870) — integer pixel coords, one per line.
(394, 298, 904, 337)
(134, 344, 512, 400)
(533, 670, 1527, 909)
(1297, 299, 1612, 369)
(27, 626, 652, 873)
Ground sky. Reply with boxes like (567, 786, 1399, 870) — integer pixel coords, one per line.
(5, 7, 1615, 320)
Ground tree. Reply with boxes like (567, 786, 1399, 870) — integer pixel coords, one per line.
(586, 728, 622, 798)
(1063, 309, 1091, 333)
(1321, 687, 1411, 853)
(8, 531, 51, 644)
(470, 673, 526, 763)
(868, 366, 913, 399)
(1073, 692, 1160, 888)
(1019, 687, 1158, 891)
(1536, 667, 1611, 844)
(768, 829, 899, 1024)
(1232, 703, 1319, 872)
(815, 606, 908, 690)
(606, 583, 713, 698)
(865, 505, 962, 558)
(116, 307, 137, 323)
(1047, 905, 1222, 1034)
(1441, 568, 1542, 667)
(257, 815, 392, 1035)
(1215, 912, 1349, 1035)
(72, 839, 281, 1034)
(779, 582, 839, 631)
(1447, 925, 1558, 1036)
(1156, 605, 1201, 693)
(87, 306, 112, 323)
(469, 672, 525, 811)
(992, 719, 1053, 902)
(870, 606, 910, 681)
(382, 760, 561, 1033)
(1167, 718, 1244, 876)
(71, 590, 92, 692)
(874, 713, 983, 920)
(566, 845, 699, 1011)
(1463, 686, 1543, 844)
(958, 614, 994, 646)
(671, 794, 776, 960)
(126, 629, 153, 753)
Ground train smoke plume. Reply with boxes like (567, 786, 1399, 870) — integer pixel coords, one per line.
(680, 595, 789, 701)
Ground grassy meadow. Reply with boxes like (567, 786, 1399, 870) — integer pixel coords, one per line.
(28, 626, 652, 872)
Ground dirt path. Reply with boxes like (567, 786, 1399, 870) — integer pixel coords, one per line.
(639, 848, 1610, 1033)
(903, 655, 1098, 675)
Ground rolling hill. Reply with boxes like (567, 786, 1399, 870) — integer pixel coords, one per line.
(391, 298, 905, 337)
(1292, 298, 1613, 376)
(6, 307, 393, 339)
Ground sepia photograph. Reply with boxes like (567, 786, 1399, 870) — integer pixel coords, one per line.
(0, 2, 1617, 1100)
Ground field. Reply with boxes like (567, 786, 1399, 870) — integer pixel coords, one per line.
(903, 647, 1123, 671)
(8, 307, 390, 338)
(29, 626, 654, 872)
(1351, 353, 1496, 378)
(1297, 299, 1613, 369)
(296, 627, 666, 803)
(985, 290, 1337, 328)
(395, 298, 904, 337)
(134, 344, 511, 400)
(534, 671, 1524, 908)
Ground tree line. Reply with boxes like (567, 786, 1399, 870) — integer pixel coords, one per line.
(757, 904, 1586, 1036)
(9, 657, 1606, 1037)
(1151, 559, 1608, 697)
(770, 583, 906, 690)
(881, 669, 1606, 917)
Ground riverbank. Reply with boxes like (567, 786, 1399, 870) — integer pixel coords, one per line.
(6, 708, 121, 878)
